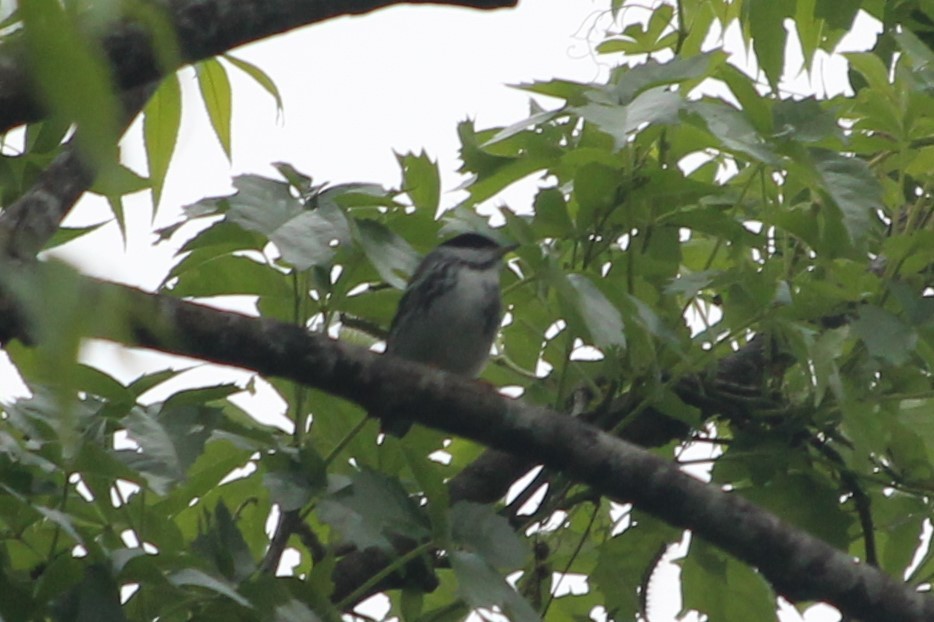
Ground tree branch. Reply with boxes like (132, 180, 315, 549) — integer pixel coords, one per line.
(0, 0, 516, 134)
(0, 277, 928, 621)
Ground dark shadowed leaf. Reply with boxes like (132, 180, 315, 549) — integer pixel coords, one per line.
(168, 568, 251, 607)
(450, 551, 538, 622)
(450, 501, 529, 569)
(318, 468, 429, 551)
(810, 148, 882, 246)
(355, 219, 419, 289)
(681, 538, 776, 621)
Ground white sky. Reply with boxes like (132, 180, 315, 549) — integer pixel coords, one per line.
(0, 1, 888, 620)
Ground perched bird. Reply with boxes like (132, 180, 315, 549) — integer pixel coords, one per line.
(379, 232, 516, 436)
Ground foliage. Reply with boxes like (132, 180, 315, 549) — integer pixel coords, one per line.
(5, 0, 934, 621)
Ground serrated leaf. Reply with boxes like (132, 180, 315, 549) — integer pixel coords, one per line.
(851, 305, 917, 365)
(221, 175, 351, 270)
(681, 538, 776, 621)
(192, 502, 256, 581)
(450, 551, 539, 622)
(399, 151, 441, 213)
(746, 0, 793, 90)
(574, 87, 682, 149)
(318, 468, 429, 551)
(122, 405, 221, 493)
(450, 501, 529, 569)
(609, 52, 723, 103)
(532, 188, 573, 237)
(592, 513, 679, 619)
(687, 100, 778, 164)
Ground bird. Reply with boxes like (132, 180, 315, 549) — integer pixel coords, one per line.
(378, 232, 516, 436)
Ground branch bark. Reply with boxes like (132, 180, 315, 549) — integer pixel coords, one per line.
(0, 0, 516, 134)
(0, 277, 928, 621)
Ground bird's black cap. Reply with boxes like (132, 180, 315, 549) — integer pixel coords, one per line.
(441, 233, 502, 249)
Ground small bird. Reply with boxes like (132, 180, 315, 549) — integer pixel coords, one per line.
(379, 232, 516, 436)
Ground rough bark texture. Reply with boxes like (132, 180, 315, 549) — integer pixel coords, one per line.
(0, 0, 516, 133)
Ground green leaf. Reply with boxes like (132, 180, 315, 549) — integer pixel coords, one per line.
(318, 468, 430, 551)
(166, 254, 290, 298)
(574, 87, 682, 149)
(355, 219, 419, 289)
(457, 120, 559, 203)
(224, 53, 284, 114)
(893, 399, 934, 467)
(398, 151, 441, 213)
(741, 473, 852, 551)
(196, 58, 234, 159)
(223, 176, 352, 270)
(20, 0, 121, 175)
(573, 162, 619, 230)
(168, 568, 251, 608)
(746, 0, 795, 90)
(565, 274, 627, 348)
(450, 502, 529, 569)
(192, 502, 257, 581)
(686, 100, 778, 164)
(57, 565, 128, 622)
(531, 188, 573, 237)
(851, 305, 917, 365)
(681, 538, 777, 621)
(121, 404, 222, 494)
(814, 0, 860, 32)
(772, 97, 841, 143)
(144, 73, 183, 212)
(809, 148, 882, 246)
(592, 512, 680, 619)
(450, 551, 538, 622)
(610, 52, 724, 102)
(262, 450, 323, 512)
(44, 222, 108, 251)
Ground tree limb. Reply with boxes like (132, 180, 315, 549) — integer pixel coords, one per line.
(0, 277, 927, 621)
(0, 0, 517, 134)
